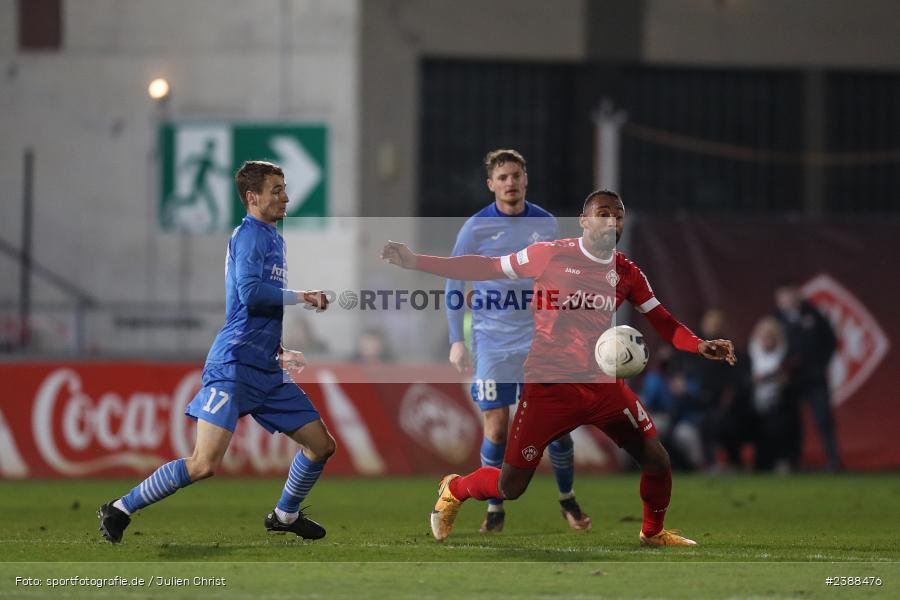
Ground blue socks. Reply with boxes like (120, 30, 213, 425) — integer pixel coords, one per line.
(548, 434, 575, 496)
(116, 452, 326, 520)
(480, 438, 505, 507)
(120, 458, 192, 514)
(277, 451, 325, 514)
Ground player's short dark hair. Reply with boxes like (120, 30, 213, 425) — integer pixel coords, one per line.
(582, 189, 623, 214)
(484, 149, 527, 177)
(235, 161, 284, 208)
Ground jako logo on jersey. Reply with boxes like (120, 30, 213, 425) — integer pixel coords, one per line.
(606, 270, 620, 286)
(565, 267, 582, 275)
(490, 231, 506, 240)
(801, 273, 890, 407)
(522, 446, 539, 462)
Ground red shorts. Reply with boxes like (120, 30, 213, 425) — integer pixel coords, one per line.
(505, 381, 657, 469)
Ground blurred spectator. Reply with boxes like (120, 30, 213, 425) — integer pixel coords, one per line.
(686, 309, 753, 471)
(353, 327, 395, 363)
(774, 282, 842, 472)
(748, 316, 800, 473)
(640, 345, 705, 471)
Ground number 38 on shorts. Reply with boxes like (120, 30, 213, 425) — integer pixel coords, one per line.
(470, 378, 521, 410)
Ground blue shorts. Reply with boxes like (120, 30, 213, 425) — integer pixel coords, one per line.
(185, 363, 320, 434)
(470, 349, 526, 411)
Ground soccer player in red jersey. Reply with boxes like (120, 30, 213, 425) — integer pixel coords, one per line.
(382, 190, 736, 546)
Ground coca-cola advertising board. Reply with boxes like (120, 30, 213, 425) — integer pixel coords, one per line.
(1, 362, 622, 479)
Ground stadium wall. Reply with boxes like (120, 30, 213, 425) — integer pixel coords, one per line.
(4, 1, 900, 355)
(0, 0, 360, 355)
(643, 0, 900, 68)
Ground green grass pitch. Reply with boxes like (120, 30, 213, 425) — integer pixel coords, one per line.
(1, 474, 898, 598)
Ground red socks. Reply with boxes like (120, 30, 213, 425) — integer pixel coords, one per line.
(640, 468, 672, 536)
(448, 465, 671, 536)
(449, 467, 502, 501)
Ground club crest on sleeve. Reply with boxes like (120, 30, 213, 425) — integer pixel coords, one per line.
(522, 446, 539, 462)
(516, 248, 530, 265)
(606, 270, 620, 286)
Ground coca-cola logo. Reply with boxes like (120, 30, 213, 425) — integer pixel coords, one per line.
(802, 274, 890, 406)
(30, 367, 298, 476)
(398, 383, 477, 464)
(31, 368, 199, 475)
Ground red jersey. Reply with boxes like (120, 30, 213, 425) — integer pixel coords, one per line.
(499, 238, 658, 382)
(414, 237, 702, 383)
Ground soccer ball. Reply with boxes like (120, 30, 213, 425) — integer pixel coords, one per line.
(594, 325, 649, 379)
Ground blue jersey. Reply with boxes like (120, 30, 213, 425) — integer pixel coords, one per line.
(205, 215, 299, 372)
(446, 201, 559, 353)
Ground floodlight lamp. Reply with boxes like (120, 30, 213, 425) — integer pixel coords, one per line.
(148, 78, 171, 100)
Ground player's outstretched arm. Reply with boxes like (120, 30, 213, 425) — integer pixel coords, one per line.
(629, 262, 736, 366)
(698, 339, 737, 365)
(643, 305, 737, 366)
(381, 241, 506, 280)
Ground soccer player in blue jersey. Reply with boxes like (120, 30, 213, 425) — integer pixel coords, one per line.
(445, 149, 591, 533)
(98, 160, 336, 543)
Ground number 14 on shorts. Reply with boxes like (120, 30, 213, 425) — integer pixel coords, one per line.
(203, 387, 231, 414)
(623, 401, 651, 430)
